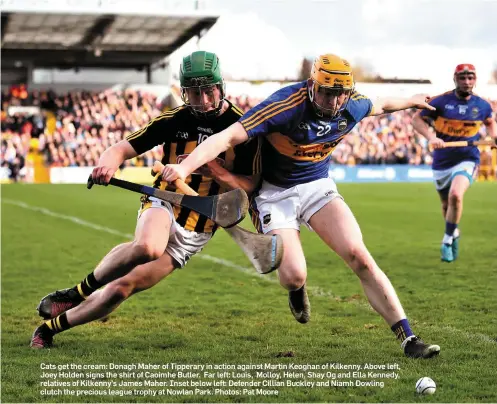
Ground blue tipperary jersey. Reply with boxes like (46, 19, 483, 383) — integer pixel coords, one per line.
(239, 81, 373, 187)
(420, 90, 492, 170)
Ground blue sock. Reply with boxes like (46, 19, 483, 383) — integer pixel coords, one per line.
(391, 319, 414, 342)
(445, 221, 457, 238)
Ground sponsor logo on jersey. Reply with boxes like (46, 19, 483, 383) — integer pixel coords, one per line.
(458, 105, 468, 115)
(292, 138, 343, 159)
(338, 119, 347, 131)
(446, 127, 469, 136)
(176, 154, 189, 164)
(197, 127, 213, 134)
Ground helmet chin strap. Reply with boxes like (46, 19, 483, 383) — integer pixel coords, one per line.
(191, 99, 224, 120)
(456, 89, 472, 98)
(312, 99, 343, 119)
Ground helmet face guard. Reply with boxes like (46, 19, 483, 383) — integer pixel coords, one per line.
(308, 54, 354, 118)
(453, 64, 477, 97)
(308, 81, 353, 118)
(180, 79, 226, 119)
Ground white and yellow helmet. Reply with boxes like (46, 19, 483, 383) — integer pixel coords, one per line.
(308, 54, 354, 117)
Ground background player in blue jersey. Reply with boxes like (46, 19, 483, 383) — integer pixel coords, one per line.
(413, 64, 496, 262)
(162, 54, 440, 359)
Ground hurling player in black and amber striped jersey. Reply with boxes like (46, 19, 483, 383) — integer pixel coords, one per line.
(126, 101, 260, 233)
(30, 51, 261, 349)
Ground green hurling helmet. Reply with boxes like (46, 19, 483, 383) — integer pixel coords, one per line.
(180, 51, 226, 118)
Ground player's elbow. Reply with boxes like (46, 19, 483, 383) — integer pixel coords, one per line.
(412, 114, 426, 131)
(486, 120, 497, 138)
(209, 129, 235, 155)
(411, 115, 420, 130)
(227, 122, 249, 149)
(102, 140, 137, 163)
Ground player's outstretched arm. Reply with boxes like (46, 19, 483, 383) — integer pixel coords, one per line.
(371, 94, 435, 115)
(162, 122, 249, 183)
(412, 113, 445, 150)
(91, 140, 138, 185)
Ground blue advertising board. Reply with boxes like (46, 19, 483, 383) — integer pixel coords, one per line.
(329, 165, 433, 183)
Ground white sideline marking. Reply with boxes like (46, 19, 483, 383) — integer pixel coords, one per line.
(430, 325, 496, 345)
(4, 200, 134, 239)
(4, 199, 495, 345)
(2, 199, 267, 279)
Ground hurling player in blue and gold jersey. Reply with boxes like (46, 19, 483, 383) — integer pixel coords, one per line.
(162, 54, 441, 359)
(413, 64, 496, 263)
(30, 51, 261, 348)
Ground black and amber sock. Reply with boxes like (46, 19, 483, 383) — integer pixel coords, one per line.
(71, 272, 103, 300)
(44, 313, 73, 335)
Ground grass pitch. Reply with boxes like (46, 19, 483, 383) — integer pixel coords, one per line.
(2, 182, 496, 403)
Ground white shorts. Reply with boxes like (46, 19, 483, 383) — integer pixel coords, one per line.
(137, 197, 212, 268)
(253, 178, 343, 234)
(432, 161, 478, 192)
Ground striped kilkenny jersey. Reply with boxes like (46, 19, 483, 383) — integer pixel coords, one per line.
(420, 90, 493, 170)
(126, 101, 261, 233)
(239, 81, 373, 187)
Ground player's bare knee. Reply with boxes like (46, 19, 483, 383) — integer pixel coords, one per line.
(130, 274, 158, 294)
(279, 268, 306, 290)
(131, 240, 164, 263)
(448, 190, 463, 206)
(103, 280, 135, 305)
(346, 247, 374, 276)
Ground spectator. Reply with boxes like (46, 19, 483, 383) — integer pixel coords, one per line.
(2, 88, 495, 177)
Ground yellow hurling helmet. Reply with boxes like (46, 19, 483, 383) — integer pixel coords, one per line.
(308, 54, 354, 117)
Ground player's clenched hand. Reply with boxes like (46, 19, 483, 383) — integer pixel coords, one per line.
(161, 164, 187, 183)
(91, 166, 118, 185)
(429, 138, 445, 150)
(409, 94, 436, 111)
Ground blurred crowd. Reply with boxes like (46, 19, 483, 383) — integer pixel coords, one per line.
(334, 110, 431, 166)
(1, 88, 165, 181)
(39, 89, 164, 168)
(2, 88, 496, 182)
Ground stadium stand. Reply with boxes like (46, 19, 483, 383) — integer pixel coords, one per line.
(1, 2, 496, 183)
(0, 1, 218, 182)
(3, 89, 495, 181)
